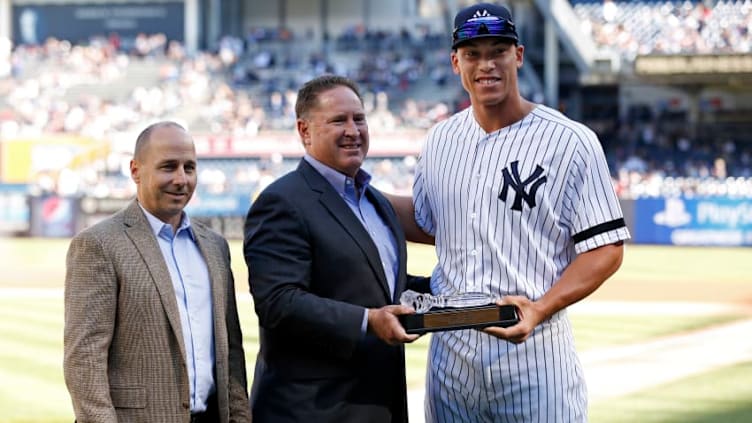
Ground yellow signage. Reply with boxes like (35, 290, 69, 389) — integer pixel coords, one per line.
(1, 135, 104, 183)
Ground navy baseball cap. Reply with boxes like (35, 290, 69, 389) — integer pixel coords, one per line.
(452, 3, 518, 49)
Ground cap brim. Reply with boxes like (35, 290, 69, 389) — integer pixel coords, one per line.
(452, 34, 517, 49)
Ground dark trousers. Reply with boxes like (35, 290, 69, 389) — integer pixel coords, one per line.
(191, 392, 218, 423)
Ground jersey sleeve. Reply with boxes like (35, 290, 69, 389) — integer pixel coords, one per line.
(569, 128, 631, 254)
(413, 141, 436, 236)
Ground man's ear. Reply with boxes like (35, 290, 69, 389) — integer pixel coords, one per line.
(451, 51, 460, 75)
(130, 159, 140, 183)
(516, 44, 525, 69)
(297, 118, 311, 147)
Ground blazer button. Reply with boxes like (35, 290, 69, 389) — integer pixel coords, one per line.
(182, 401, 190, 409)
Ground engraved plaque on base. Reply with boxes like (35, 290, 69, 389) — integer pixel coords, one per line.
(398, 290, 519, 334)
(399, 304, 519, 334)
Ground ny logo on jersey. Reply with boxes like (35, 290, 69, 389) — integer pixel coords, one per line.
(498, 161, 547, 211)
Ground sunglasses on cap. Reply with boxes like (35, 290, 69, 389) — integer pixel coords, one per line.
(452, 16, 518, 47)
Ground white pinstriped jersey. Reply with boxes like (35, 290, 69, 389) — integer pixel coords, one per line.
(413, 105, 630, 422)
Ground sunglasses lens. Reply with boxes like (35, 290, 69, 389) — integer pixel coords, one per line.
(453, 17, 516, 44)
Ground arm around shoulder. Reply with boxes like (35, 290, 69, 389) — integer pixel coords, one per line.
(383, 192, 435, 245)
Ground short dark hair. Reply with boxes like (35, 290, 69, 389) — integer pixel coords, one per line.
(295, 75, 363, 119)
(134, 121, 186, 159)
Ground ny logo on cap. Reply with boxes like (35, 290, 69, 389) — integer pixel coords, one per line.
(472, 9, 491, 18)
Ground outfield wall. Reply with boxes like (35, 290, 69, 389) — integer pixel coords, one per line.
(3, 190, 751, 247)
(628, 197, 752, 246)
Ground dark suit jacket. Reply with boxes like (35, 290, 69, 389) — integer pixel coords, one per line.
(64, 200, 251, 422)
(244, 160, 429, 423)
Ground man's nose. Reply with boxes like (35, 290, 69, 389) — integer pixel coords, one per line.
(173, 167, 188, 185)
(480, 57, 496, 71)
(344, 119, 360, 137)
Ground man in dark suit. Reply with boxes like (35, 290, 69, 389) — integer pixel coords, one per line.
(64, 121, 251, 422)
(244, 75, 429, 422)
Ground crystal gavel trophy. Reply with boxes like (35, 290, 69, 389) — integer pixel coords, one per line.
(398, 290, 519, 334)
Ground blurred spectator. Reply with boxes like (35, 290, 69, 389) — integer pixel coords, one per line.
(575, 0, 752, 60)
(3, 17, 752, 201)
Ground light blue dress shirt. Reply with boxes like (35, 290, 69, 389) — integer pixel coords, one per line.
(141, 205, 216, 413)
(304, 155, 399, 334)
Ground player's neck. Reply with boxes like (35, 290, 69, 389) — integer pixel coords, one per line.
(472, 97, 535, 134)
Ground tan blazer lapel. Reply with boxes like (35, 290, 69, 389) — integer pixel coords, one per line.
(122, 201, 187, 365)
(192, 224, 230, 401)
(193, 225, 227, 337)
(196, 228, 226, 312)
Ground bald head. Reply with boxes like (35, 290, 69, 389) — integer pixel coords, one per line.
(130, 121, 196, 230)
(134, 121, 188, 161)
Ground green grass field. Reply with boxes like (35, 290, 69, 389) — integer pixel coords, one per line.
(1, 238, 750, 422)
(589, 361, 752, 423)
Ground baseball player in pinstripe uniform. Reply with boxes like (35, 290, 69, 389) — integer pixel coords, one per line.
(397, 3, 631, 422)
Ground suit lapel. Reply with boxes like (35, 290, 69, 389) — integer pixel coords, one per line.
(192, 224, 225, 345)
(299, 161, 392, 302)
(366, 187, 408, 303)
(122, 200, 187, 364)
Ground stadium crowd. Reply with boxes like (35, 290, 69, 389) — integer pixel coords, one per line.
(574, 0, 752, 60)
(2, 1, 752, 200)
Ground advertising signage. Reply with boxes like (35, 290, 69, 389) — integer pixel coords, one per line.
(633, 197, 752, 246)
(0, 184, 30, 234)
(12, 2, 184, 45)
(635, 54, 752, 76)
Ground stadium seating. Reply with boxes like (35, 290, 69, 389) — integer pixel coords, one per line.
(2, 1, 752, 200)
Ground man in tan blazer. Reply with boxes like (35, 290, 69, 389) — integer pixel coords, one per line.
(64, 121, 251, 422)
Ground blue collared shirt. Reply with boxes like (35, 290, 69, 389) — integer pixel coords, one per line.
(304, 155, 399, 334)
(140, 205, 216, 413)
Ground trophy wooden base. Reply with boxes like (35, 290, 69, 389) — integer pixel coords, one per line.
(399, 304, 519, 335)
